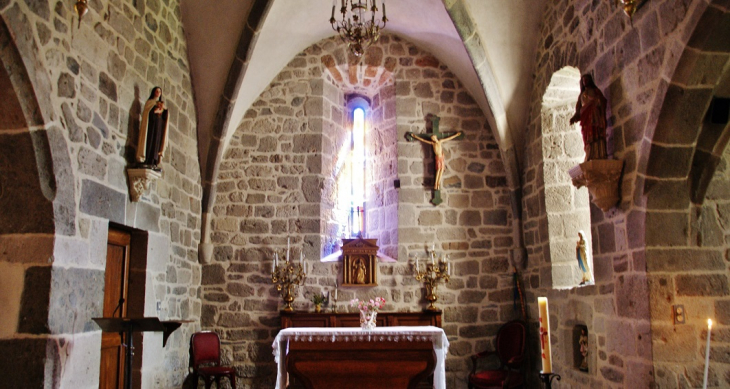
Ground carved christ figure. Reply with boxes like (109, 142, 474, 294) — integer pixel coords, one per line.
(410, 132, 462, 190)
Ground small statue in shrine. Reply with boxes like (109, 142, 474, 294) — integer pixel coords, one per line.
(136, 86, 169, 170)
(569, 74, 607, 161)
(409, 132, 462, 190)
(354, 258, 366, 284)
(579, 328, 589, 371)
(576, 231, 592, 285)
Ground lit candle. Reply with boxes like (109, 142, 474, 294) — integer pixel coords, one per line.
(300, 251, 303, 264)
(272, 257, 275, 273)
(416, 257, 420, 272)
(538, 297, 552, 374)
(287, 237, 290, 262)
(447, 262, 451, 275)
(703, 318, 712, 389)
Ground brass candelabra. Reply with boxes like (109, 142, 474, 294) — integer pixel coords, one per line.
(271, 241, 307, 312)
(414, 248, 450, 311)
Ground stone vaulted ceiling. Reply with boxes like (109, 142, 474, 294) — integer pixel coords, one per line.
(180, 0, 548, 217)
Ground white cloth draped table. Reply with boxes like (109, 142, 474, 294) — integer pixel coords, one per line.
(273, 326, 449, 389)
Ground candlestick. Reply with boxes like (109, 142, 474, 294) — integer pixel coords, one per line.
(704, 318, 712, 389)
(414, 248, 450, 311)
(538, 297, 552, 374)
(271, 247, 306, 312)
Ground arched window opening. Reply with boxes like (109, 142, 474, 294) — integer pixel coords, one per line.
(350, 107, 366, 237)
(541, 66, 594, 289)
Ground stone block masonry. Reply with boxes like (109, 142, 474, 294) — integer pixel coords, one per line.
(208, 34, 517, 389)
(517, 0, 728, 388)
(0, 0, 202, 388)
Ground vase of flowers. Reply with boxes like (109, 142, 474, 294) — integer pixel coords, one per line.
(350, 297, 385, 330)
(311, 292, 327, 313)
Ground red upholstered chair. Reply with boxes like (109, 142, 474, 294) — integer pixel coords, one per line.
(191, 331, 237, 389)
(468, 320, 526, 389)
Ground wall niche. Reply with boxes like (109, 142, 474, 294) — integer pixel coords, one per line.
(573, 325, 589, 372)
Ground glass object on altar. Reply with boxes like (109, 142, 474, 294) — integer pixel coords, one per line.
(351, 297, 385, 330)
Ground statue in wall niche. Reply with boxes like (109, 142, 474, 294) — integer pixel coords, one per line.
(579, 328, 589, 371)
(569, 74, 608, 162)
(136, 86, 169, 170)
(576, 231, 592, 285)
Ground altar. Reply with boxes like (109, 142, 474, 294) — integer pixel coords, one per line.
(273, 326, 449, 389)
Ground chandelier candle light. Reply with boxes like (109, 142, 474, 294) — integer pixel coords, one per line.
(271, 238, 307, 312)
(414, 245, 450, 311)
(330, 0, 387, 57)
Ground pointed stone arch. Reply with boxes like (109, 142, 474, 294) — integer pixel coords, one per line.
(0, 13, 77, 388)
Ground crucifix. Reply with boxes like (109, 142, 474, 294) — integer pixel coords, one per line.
(406, 115, 463, 205)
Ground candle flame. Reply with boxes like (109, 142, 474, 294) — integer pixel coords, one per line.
(708, 318, 713, 328)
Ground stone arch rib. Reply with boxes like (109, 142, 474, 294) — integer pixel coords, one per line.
(644, 2, 730, 206)
(200, 0, 273, 226)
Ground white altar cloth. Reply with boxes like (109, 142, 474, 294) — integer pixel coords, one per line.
(273, 326, 449, 389)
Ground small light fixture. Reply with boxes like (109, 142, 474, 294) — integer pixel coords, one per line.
(330, 0, 387, 57)
(617, 0, 648, 22)
(74, 0, 88, 28)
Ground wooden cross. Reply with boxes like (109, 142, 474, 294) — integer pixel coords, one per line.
(406, 116, 464, 205)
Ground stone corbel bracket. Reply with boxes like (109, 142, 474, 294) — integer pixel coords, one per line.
(568, 159, 624, 212)
(126, 168, 161, 202)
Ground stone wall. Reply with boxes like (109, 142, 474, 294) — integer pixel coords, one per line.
(644, 2, 730, 387)
(206, 34, 517, 388)
(520, 0, 717, 387)
(0, 0, 201, 387)
(366, 84, 399, 259)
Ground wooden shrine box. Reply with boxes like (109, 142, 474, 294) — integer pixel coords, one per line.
(342, 238, 378, 286)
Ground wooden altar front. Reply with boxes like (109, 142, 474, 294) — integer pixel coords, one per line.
(274, 327, 449, 389)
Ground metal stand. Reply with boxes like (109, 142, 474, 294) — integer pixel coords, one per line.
(93, 317, 187, 389)
(540, 372, 561, 389)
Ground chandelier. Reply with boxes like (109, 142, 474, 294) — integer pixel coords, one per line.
(330, 0, 387, 57)
(616, 0, 648, 22)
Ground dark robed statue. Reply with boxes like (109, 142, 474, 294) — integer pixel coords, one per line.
(136, 86, 169, 169)
(570, 74, 608, 161)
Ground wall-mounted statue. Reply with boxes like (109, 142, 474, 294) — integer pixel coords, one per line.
(136, 86, 169, 170)
(576, 231, 592, 285)
(569, 74, 607, 161)
(406, 115, 464, 205)
(409, 132, 462, 191)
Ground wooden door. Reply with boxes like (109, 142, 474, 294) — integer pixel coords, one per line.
(99, 229, 130, 389)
